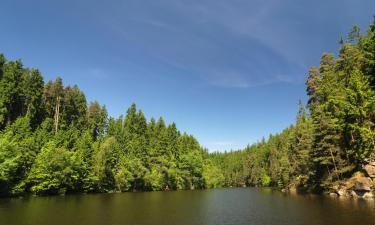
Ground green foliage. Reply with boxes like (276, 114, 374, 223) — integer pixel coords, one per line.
(209, 149, 248, 187)
(210, 19, 375, 192)
(0, 16, 374, 197)
(93, 137, 120, 191)
(202, 160, 224, 188)
(261, 170, 271, 187)
(144, 168, 164, 191)
(0, 52, 215, 196)
(27, 141, 77, 195)
(87, 101, 108, 140)
(0, 135, 20, 195)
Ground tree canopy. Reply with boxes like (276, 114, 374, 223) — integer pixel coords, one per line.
(209, 17, 375, 193)
(0, 16, 374, 197)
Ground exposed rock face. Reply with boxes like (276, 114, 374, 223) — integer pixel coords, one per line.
(363, 192, 374, 198)
(363, 160, 375, 178)
(350, 177, 373, 192)
(332, 183, 350, 197)
(329, 192, 338, 197)
(351, 190, 374, 198)
(337, 188, 349, 197)
(328, 158, 375, 199)
(331, 177, 373, 198)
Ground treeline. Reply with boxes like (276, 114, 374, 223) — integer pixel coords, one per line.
(211, 17, 375, 192)
(1, 17, 374, 197)
(0, 56, 225, 196)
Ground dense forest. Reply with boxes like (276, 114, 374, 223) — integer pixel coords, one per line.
(210, 17, 375, 193)
(0, 17, 374, 197)
(0, 58, 225, 196)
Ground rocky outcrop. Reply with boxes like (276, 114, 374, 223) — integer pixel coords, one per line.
(332, 183, 351, 197)
(350, 177, 372, 191)
(330, 171, 374, 199)
(327, 158, 375, 199)
(348, 177, 373, 198)
(363, 158, 375, 178)
(351, 190, 374, 198)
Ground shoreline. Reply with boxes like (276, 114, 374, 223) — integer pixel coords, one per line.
(2, 186, 374, 201)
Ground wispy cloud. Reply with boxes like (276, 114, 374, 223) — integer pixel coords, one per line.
(86, 0, 339, 89)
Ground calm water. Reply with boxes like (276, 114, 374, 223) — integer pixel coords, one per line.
(0, 188, 374, 225)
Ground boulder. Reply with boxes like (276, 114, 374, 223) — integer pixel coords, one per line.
(349, 177, 375, 199)
(329, 192, 338, 197)
(364, 192, 374, 198)
(351, 190, 360, 198)
(332, 183, 350, 197)
(330, 177, 374, 198)
(363, 164, 375, 178)
(349, 177, 373, 192)
(351, 190, 374, 198)
(337, 189, 349, 197)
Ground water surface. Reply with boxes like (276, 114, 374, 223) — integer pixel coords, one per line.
(0, 188, 374, 225)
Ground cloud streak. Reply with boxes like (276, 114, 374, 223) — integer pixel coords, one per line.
(69, 0, 374, 91)
(89, 0, 311, 88)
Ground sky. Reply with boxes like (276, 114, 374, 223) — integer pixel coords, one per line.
(0, 0, 374, 151)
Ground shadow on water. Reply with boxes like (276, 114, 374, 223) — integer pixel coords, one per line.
(0, 188, 374, 225)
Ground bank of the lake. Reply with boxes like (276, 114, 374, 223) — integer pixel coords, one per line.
(0, 188, 374, 225)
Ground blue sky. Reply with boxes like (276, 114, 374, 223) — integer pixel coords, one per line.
(0, 0, 374, 151)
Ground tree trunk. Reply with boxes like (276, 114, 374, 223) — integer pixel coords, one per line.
(54, 96, 60, 134)
(328, 148, 340, 180)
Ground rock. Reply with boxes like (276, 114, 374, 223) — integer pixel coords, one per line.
(332, 184, 339, 191)
(351, 190, 360, 198)
(363, 164, 375, 178)
(349, 177, 373, 192)
(363, 192, 374, 199)
(338, 189, 349, 197)
(329, 175, 375, 199)
(332, 183, 350, 197)
(346, 177, 374, 198)
(329, 192, 338, 197)
(350, 190, 374, 198)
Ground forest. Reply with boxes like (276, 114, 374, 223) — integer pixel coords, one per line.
(0, 17, 374, 197)
(211, 17, 375, 193)
(0, 60, 224, 196)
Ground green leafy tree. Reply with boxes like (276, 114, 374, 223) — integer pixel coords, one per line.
(0, 135, 20, 195)
(93, 137, 120, 192)
(27, 141, 77, 195)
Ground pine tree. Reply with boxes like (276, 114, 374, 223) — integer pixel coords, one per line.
(306, 66, 321, 109)
(87, 101, 108, 140)
(62, 85, 87, 130)
(43, 77, 64, 134)
(21, 69, 44, 128)
(291, 101, 314, 190)
(0, 59, 24, 126)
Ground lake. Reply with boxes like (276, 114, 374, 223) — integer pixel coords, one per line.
(0, 188, 374, 225)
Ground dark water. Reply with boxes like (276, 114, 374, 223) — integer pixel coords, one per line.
(0, 188, 374, 225)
